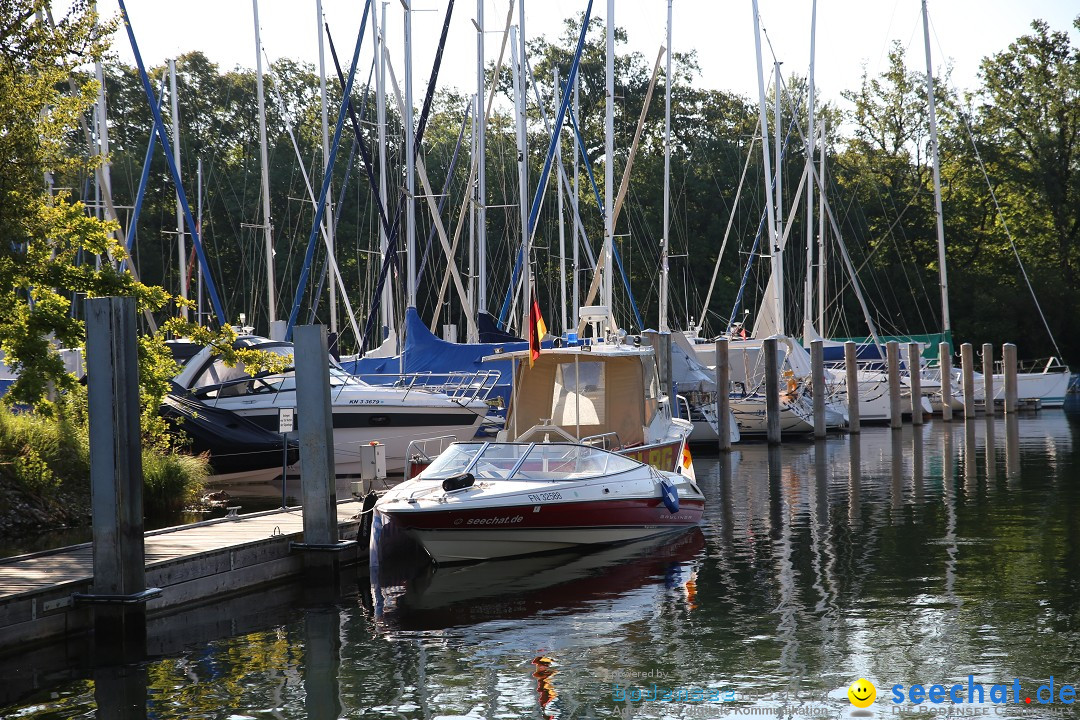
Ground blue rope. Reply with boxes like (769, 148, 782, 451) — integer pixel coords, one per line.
(117, 0, 227, 325)
(496, 0, 595, 329)
(284, 0, 371, 340)
(121, 76, 165, 272)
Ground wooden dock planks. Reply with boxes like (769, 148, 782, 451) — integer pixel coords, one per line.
(0, 503, 366, 600)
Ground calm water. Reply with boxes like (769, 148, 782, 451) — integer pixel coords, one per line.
(4, 410, 1080, 719)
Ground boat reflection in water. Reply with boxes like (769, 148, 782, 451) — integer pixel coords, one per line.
(371, 527, 705, 632)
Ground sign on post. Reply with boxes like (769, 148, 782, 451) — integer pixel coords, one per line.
(278, 407, 295, 434)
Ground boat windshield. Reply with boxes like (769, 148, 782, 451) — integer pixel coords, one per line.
(421, 442, 640, 482)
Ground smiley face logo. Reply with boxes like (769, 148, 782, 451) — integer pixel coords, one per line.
(848, 679, 876, 708)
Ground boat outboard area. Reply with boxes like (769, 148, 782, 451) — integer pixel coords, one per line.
(167, 334, 494, 479)
(374, 441, 705, 564)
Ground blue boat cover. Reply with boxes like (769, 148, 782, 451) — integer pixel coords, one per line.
(342, 308, 546, 412)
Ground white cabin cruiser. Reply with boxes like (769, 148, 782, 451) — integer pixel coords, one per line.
(173, 336, 492, 477)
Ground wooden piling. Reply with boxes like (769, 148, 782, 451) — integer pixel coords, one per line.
(293, 325, 342, 563)
(887, 340, 902, 429)
(86, 297, 146, 600)
(844, 341, 860, 433)
(982, 342, 995, 414)
(938, 341, 953, 421)
(84, 297, 156, 649)
(908, 342, 923, 426)
(811, 339, 826, 438)
(715, 338, 731, 452)
(961, 342, 975, 418)
(1003, 342, 1018, 414)
(763, 337, 781, 444)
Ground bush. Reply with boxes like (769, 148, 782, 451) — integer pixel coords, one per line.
(142, 450, 208, 516)
(0, 402, 208, 522)
(0, 404, 87, 493)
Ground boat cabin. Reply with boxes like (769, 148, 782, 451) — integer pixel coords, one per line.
(492, 345, 664, 449)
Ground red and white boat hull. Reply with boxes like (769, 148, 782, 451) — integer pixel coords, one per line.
(374, 441, 705, 564)
(381, 497, 703, 563)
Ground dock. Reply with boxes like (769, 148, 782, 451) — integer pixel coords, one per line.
(0, 501, 370, 648)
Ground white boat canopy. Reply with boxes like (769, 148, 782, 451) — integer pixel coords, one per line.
(418, 441, 643, 482)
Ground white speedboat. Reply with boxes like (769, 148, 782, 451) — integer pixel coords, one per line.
(375, 441, 704, 564)
(173, 336, 492, 477)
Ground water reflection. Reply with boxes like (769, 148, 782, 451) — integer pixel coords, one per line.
(2, 411, 1080, 719)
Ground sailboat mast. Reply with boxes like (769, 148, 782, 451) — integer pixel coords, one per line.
(169, 59, 188, 320)
(375, 1, 395, 344)
(602, 0, 615, 325)
(572, 70, 580, 326)
(469, 96, 477, 333)
(315, 0, 338, 334)
(751, 0, 781, 336)
(476, 0, 487, 316)
(197, 156, 204, 324)
(510, 24, 529, 337)
(922, 0, 950, 337)
(803, 0, 816, 338)
(403, 0, 417, 309)
(817, 117, 826, 332)
(519, 1, 530, 338)
(660, 0, 672, 333)
(253, 0, 275, 331)
(774, 61, 783, 251)
(555, 67, 568, 335)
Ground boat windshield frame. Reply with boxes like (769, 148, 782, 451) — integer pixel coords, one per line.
(419, 442, 642, 482)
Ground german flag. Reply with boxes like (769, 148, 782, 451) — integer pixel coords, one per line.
(529, 289, 547, 368)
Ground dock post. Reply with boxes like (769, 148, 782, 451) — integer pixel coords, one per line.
(1003, 343, 1018, 414)
(844, 341, 860, 433)
(811, 339, 826, 438)
(908, 342, 923, 426)
(982, 342, 995, 414)
(82, 297, 156, 652)
(939, 342, 953, 421)
(715, 338, 731, 452)
(887, 341, 902, 429)
(961, 342, 975, 418)
(293, 325, 352, 576)
(763, 337, 781, 444)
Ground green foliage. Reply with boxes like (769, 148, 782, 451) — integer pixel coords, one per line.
(0, 400, 85, 494)
(0, 398, 208, 518)
(141, 449, 207, 515)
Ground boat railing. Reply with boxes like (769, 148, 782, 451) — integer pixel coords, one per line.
(404, 435, 460, 480)
(349, 370, 501, 403)
(581, 431, 621, 451)
(999, 356, 1070, 375)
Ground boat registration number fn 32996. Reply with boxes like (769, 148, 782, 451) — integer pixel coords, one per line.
(528, 491, 562, 502)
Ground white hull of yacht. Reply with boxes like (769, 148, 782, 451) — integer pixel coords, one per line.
(730, 395, 815, 435)
(228, 404, 483, 475)
(975, 370, 1070, 408)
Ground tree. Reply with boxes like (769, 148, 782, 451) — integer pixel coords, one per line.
(978, 17, 1080, 358)
(0, 0, 164, 407)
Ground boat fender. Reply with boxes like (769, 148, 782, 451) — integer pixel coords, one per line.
(660, 478, 680, 513)
(442, 472, 475, 492)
